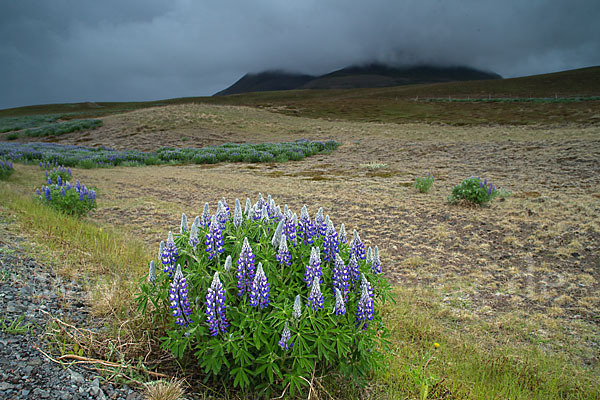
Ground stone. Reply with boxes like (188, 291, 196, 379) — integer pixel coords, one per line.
(69, 369, 85, 384)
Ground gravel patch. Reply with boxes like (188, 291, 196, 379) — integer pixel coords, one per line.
(0, 221, 143, 400)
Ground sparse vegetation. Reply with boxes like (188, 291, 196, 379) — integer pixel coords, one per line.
(0, 114, 62, 133)
(448, 176, 499, 206)
(6, 119, 103, 140)
(414, 173, 435, 193)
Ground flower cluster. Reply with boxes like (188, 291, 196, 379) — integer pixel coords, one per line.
(249, 263, 270, 309)
(206, 272, 228, 336)
(35, 169, 97, 216)
(298, 205, 316, 245)
(276, 234, 291, 266)
(0, 160, 14, 180)
(205, 215, 224, 260)
(356, 274, 374, 329)
(323, 220, 339, 263)
(350, 230, 366, 260)
(161, 231, 179, 277)
(304, 247, 322, 287)
(236, 237, 256, 295)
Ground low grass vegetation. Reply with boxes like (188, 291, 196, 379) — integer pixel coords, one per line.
(5, 119, 103, 140)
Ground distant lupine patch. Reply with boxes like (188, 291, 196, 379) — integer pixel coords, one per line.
(414, 173, 435, 193)
(0, 160, 14, 180)
(35, 169, 96, 216)
(448, 176, 501, 206)
(136, 195, 392, 392)
(0, 140, 339, 169)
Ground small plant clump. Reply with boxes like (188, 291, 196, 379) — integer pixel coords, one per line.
(35, 170, 97, 217)
(0, 160, 14, 180)
(448, 176, 498, 206)
(43, 164, 72, 184)
(137, 195, 392, 395)
(414, 173, 434, 193)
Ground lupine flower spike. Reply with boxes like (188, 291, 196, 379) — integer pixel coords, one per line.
(236, 237, 256, 295)
(249, 262, 270, 309)
(332, 253, 350, 299)
(298, 205, 316, 245)
(189, 217, 200, 250)
(221, 197, 230, 216)
(372, 246, 382, 274)
(148, 261, 156, 283)
(366, 247, 373, 266)
(304, 247, 322, 287)
(348, 254, 360, 285)
(200, 202, 211, 228)
(292, 294, 302, 320)
(323, 219, 339, 263)
(276, 234, 291, 266)
(271, 219, 285, 248)
(284, 211, 297, 247)
(224, 255, 232, 272)
(308, 277, 324, 311)
(169, 265, 193, 327)
(350, 230, 366, 260)
(158, 241, 165, 260)
(314, 208, 326, 237)
(216, 201, 228, 230)
(278, 322, 293, 351)
(205, 215, 224, 260)
(334, 288, 346, 315)
(206, 272, 228, 336)
(244, 198, 251, 217)
(180, 213, 188, 233)
(356, 274, 374, 329)
(161, 231, 179, 277)
(233, 198, 243, 229)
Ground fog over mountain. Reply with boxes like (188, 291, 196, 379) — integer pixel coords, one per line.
(1, 0, 599, 109)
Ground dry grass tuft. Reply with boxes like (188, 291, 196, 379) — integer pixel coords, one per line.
(144, 379, 185, 400)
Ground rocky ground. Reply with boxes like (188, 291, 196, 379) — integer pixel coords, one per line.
(0, 218, 143, 400)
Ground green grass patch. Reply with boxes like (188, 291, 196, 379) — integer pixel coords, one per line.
(6, 119, 103, 139)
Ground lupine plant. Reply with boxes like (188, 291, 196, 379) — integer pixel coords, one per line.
(414, 173, 434, 193)
(448, 176, 499, 205)
(136, 195, 392, 395)
(0, 160, 14, 180)
(35, 170, 97, 216)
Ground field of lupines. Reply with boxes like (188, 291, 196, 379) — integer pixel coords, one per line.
(5, 118, 103, 140)
(137, 194, 392, 395)
(0, 159, 14, 180)
(0, 140, 340, 168)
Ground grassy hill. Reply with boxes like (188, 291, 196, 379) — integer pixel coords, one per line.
(1, 66, 599, 125)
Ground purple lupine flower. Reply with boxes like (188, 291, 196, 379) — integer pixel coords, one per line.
(205, 215, 224, 260)
(334, 288, 346, 315)
(350, 230, 366, 260)
(356, 274, 374, 329)
(47, 176, 52, 185)
(216, 201, 228, 230)
(148, 260, 156, 283)
(206, 272, 228, 336)
(304, 247, 322, 287)
(57, 176, 62, 186)
(323, 219, 339, 263)
(292, 294, 302, 320)
(169, 265, 193, 327)
(308, 277, 324, 311)
(200, 202, 211, 228)
(298, 205, 316, 245)
(488, 184, 494, 195)
(180, 213, 188, 233)
(188, 216, 200, 250)
(348, 254, 360, 285)
(314, 208, 326, 238)
(236, 237, 256, 295)
(79, 191, 86, 201)
(161, 231, 179, 277)
(67, 168, 72, 176)
(332, 254, 350, 300)
(276, 234, 291, 266)
(36, 188, 41, 196)
(44, 186, 52, 201)
(60, 187, 66, 197)
(233, 198, 242, 229)
(338, 224, 348, 244)
(75, 180, 81, 191)
(278, 322, 293, 351)
(252, 202, 263, 221)
(479, 180, 484, 188)
(65, 181, 71, 191)
(372, 246, 382, 274)
(249, 262, 270, 309)
(283, 211, 297, 247)
(88, 190, 96, 201)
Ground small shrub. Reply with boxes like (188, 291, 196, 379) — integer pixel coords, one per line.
(0, 160, 14, 180)
(414, 173, 434, 193)
(35, 178, 97, 217)
(137, 196, 392, 395)
(448, 176, 498, 205)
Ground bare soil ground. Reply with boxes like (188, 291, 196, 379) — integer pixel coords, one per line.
(20, 103, 600, 369)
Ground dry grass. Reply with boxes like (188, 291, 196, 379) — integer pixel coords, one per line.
(144, 379, 185, 400)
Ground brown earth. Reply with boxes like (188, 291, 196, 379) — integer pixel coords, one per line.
(16, 103, 600, 367)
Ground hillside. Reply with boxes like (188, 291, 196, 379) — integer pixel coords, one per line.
(215, 63, 501, 95)
(1, 66, 598, 126)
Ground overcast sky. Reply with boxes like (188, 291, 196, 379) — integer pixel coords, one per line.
(1, 0, 599, 109)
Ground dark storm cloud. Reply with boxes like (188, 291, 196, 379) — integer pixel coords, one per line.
(1, 0, 599, 109)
